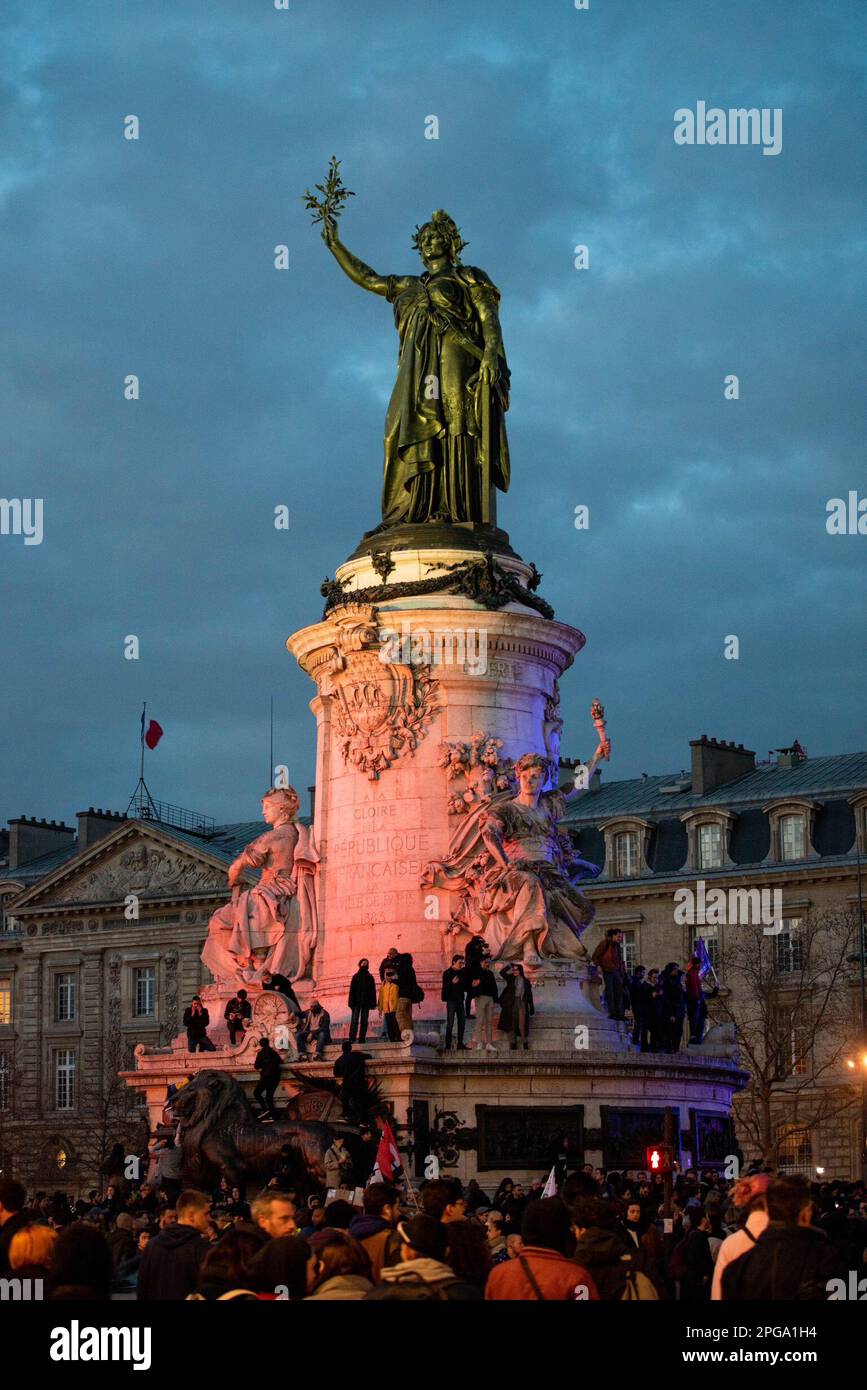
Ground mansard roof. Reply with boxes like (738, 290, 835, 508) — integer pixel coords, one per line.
(564, 751, 867, 824)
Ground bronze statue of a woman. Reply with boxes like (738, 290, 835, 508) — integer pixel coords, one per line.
(321, 210, 511, 529)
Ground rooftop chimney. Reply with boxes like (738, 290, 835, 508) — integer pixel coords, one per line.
(8, 816, 76, 871)
(689, 736, 756, 796)
(76, 808, 127, 851)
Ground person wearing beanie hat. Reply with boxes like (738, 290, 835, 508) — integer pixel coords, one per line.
(711, 1173, 770, 1299)
(486, 1197, 599, 1301)
(370, 1215, 481, 1300)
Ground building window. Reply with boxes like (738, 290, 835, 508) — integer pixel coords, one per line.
(0, 977, 11, 1027)
(776, 918, 804, 974)
(54, 973, 77, 1023)
(0, 1055, 9, 1110)
(133, 966, 156, 1019)
(780, 814, 807, 862)
(698, 823, 722, 870)
(777, 1125, 812, 1176)
(54, 1049, 75, 1111)
(615, 832, 640, 878)
(772, 1009, 808, 1076)
(621, 931, 637, 973)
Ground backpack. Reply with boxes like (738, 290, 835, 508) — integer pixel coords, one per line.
(621, 1268, 659, 1301)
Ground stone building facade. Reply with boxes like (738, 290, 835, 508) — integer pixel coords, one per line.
(563, 737, 867, 1179)
(0, 809, 265, 1193)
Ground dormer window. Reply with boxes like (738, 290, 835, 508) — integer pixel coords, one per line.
(763, 799, 817, 864)
(597, 819, 652, 879)
(780, 814, 806, 862)
(680, 810, 735, 872)
(615, 832, 640, 878)
(698, 822, 722, 870)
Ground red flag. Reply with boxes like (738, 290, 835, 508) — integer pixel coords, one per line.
(375, 1119, 401, 1183)
(144, 719, 164, 750)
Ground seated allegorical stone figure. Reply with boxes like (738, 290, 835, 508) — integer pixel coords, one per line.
(423, 752, 601, 965)
(202, 785, 319, 985)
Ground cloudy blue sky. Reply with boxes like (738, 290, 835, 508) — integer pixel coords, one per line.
(1, 0, 865, 827)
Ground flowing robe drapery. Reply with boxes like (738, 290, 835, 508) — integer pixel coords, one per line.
(381, 265, 510, 525)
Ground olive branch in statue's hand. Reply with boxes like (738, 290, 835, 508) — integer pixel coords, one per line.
(303, 157, 355, 239)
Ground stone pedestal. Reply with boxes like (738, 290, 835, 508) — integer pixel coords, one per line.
(286, 536, 588, 1031)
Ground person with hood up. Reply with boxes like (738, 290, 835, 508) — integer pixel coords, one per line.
(369, 1214, 482, 1300)
(137, 1189, 211, 1300)
(567, 1195, 658, 1300)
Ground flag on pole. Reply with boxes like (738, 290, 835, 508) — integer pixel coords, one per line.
(372, 1118, 401, 1183)
(142, 713, 164, 750)
(542, 1165, 558, 1198)
(692, 938, 712, 979)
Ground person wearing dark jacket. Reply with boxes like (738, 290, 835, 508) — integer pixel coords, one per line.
(261, 971, 301, 1014)
(467, 957, 499, 1050)
(347, 959, 377, 1043)
(224, 989, 252, 1045)
(395, 954, 420, 1035)
(721, 1176, 842, 1301)
(295, 1001, 331, 1059)
(441, 953, 469, 1051)
(568, 1196, 657, 1300)
(627, 966, 646, 1047)
(332, 1041, 372, 1122)
(0, 1179, 31, 1276)
(684, 956, 707, 1044)
(183, 996, 215, 1052)
(137, 1190, 211, 1300)
(378, 947, 400, 981)
(676, 1210, 715, 1301)
(660, 963, 686, 1052)
(253, 1036, 283, 1118)
(645, 969, 664, 1051)
(497, 964, 534, 1050)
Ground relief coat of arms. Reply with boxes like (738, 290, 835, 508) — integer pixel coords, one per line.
(322, 605, 438, 779)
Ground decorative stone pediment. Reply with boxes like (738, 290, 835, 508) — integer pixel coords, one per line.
(13, 825, 228, 911)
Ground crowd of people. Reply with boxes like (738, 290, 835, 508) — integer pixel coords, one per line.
(591, 929, 712, 1050)
(2, 1162, 864, 1303)
(178, 937, 711, 1066)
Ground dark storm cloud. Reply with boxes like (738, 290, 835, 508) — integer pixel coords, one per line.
(1, 0, 864, 823)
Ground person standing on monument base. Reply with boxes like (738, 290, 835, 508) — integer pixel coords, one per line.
(467, 956, 499, 1051)
(591, 929, 626, 1022)
(441, 952, 469, 1051)
(347, 958, 377, 1043)
(377, 968, 401, 1041)
(253, 1035, 283, 1119)
(497, 963, 534, 1050)
(395, 952, 422, 1035)
(684, 955, 707, 1044)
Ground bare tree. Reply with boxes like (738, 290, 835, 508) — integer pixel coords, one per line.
(714, 907, 859, 1166)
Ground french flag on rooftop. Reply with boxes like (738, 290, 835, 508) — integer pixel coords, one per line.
(141, 709, 164, 750)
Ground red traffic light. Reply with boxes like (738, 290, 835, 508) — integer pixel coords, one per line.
(645, 1144, 676, 1173)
